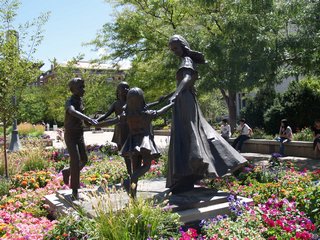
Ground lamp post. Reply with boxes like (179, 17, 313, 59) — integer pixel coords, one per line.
(7, 30, 21, 152)
(9, 95, 21, 151)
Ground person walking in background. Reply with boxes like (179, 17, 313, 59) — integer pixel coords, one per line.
(62, 78, 98, 200)
(220, 118, 231, 140)
(312, 119, 320, 158)
(278, 118, 293, 156)
(232, 118, 253, 152)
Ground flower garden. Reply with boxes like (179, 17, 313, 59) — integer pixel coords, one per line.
(0, 138, 319, 240)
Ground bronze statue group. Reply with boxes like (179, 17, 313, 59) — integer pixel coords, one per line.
(62, 35, 247, 200)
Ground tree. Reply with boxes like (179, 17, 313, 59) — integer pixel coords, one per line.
(279, 0, 320, 77)
(90, 0, 304, 130)
(264, 77, 320, 134)
(241, 86, 277, 129)
(39, 58, 118, 126)
(0, 0, 49, 177)
(18, 85, 48, 124)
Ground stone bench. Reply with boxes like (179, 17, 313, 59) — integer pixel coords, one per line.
(228, 138, 315, 159)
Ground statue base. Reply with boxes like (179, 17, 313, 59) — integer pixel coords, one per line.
(45, 178, 253, 224)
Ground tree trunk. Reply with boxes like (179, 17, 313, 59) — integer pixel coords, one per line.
(220, 89, 237, 133)
(3, 120, 8, 178)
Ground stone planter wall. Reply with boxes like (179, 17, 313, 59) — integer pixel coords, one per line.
(97, 128, 316, 158)
(228, 138, 315, 159)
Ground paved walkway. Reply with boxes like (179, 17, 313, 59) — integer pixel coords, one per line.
(45, 131, 320, 171)
(45, 130, 170, 150)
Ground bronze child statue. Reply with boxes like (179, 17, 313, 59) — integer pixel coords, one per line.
(62, 78, 98, 200)
(97, 87, 173, 198)
(97, 82, 171, 179)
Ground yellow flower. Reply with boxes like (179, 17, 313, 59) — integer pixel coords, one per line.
(15, 175, 22, 180)
(103, 174, 110, 179)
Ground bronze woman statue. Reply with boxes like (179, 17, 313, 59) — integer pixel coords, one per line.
(166, 35, 247, 193)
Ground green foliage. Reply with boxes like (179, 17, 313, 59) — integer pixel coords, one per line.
(294, 128, 314, 142)
(41, 60, 75, 125)
(0, 0, 49, 128)
(82, 155, 127, 185)
(18, 86, 48, 123)
(280, 0, 320, 77)
(94, 199, 181, 240)
(303, 184, 320, 227)
(17, 122, 45, 136)
(241, 86, 277, 129)
(264, 77, 320, 134)
(45, 210, 98, 240)
(198, 90, 228, 124)
(19, 145, 49, 172)
(0, 177, 10, 197)
(91, 0, 320, 128)
(202, 210, 265, 240)
(22, 155, 49, 172)
(0, 125, 12, 136)
(82, 71, 116, 116)
(36, 59, 118, 125)
(251, 128, 274, 140)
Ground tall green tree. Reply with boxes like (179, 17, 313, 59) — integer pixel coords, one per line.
(0, 0, 49, 177)
(18, 85, 48, 123)
(40, 58, 118, 125)
(279, 0, 320, 77)
(90, 0, 308, 130)
(264, 77, 320, 134)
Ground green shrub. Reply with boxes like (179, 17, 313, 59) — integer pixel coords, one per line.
(264, 77, 320, 134)
(293, 127, 313, 141)
(17, 123, 45, 137)
(22, 156, 49, 172)
(18, 144, 50, 172)
(45, 209, 98, 240)
(0, 177, 10, 197)
(241, 86, 277, 129)
(95, 198, 181, 240)
(251, 128, 274, 139)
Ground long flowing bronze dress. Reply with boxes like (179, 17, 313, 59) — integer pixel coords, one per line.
(166, 56, 247, 190)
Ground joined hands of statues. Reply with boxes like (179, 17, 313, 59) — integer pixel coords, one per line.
(169, 94, 177, 104)
(88, 118, 98, 126)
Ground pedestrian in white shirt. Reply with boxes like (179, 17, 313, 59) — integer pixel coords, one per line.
(278, 118, 293, 156)
(232, 118, 253, 152)
(221, 119, 231, 140)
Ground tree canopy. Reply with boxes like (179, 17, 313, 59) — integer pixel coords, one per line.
(0, 0, 49, 176)
(90, 0, 319, 129)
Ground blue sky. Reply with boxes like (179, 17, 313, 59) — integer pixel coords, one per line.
(15, 0, 113, 71)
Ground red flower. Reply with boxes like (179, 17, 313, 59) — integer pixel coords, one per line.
(268, 236, 277, 240)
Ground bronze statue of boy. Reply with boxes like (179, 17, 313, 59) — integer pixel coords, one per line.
(62, 78, 97, 200)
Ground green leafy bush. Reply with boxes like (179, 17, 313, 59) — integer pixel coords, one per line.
(293, 127, 314, 141)
(264, 77, 320, 134)
(45, 209, 98, 240)
(94, 199, 181, 240)
(251, 128, 274, 139)
(0, 177, 10, 197)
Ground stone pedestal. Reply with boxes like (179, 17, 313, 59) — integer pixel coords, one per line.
(45, 178, 253, 224)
